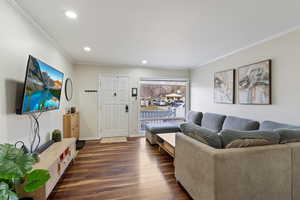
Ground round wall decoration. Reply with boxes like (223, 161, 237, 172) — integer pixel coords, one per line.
(65, 78, 73, 101)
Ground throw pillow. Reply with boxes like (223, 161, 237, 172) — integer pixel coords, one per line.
(275, 129, 300, 144)
(219, 129, 280, 149)
(186, 111, 203, 126)
(225, 138, 272, 148)
(180, 123, 222, 149)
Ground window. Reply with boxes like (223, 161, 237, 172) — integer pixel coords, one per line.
(139, 80, 188, 131)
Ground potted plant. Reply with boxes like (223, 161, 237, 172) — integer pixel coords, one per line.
(0, 144, 50, 200)
(52, 129, 62, 142)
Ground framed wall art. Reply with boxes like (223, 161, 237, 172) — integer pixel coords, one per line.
(214, 69, 235, 104)
(238, 60, 272, 105)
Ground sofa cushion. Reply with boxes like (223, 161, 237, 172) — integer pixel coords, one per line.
(187, 111, 203, 126)
(222, 116, 259, 131)
(275, 129, 300, 144)
(201, 113, 226, 132)
(145, 121, 182, 134)
(180, 123, 222, 149)
(220, 129, 280, 148)
(260, 121, 300, 131)
(225, 138, 273, 148)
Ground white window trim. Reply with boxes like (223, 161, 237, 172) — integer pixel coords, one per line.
(138, 78, 190, 134)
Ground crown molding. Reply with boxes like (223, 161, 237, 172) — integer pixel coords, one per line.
(74, 61, 189, 70)
(7, 0, 75, 64)
(193, 25, 300, 69)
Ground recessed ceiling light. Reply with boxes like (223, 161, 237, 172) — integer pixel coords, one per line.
(65, 10, 77, 19)
(141, 60, 148, 65)
(83, 46, 91, 52)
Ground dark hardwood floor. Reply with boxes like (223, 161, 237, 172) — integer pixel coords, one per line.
(49, 137, 192, 200)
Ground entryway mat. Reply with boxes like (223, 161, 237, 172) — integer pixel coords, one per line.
(100, 137, 127, 144)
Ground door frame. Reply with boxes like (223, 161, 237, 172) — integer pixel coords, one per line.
(98, 73, 130, 139)
(138, 78, 190, 135)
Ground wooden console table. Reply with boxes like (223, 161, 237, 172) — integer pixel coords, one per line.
(17, 138, 77, 200)
(156, 133, 176, 158)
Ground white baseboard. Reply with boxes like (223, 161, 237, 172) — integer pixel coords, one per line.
(79, 137, 99, 141)
(129, 134, 144, 137)
(80, 135, 143, 140)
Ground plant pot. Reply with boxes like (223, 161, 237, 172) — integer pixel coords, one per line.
(52, 129, 62, 142)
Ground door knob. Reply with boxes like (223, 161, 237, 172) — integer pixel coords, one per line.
(125, 105, 129, 113)
(113, 92, 117, 96)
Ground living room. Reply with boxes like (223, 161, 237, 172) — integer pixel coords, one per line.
(1, 0, 300, 200)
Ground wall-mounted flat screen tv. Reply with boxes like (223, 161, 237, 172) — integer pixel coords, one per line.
(18, 55, 64, 114)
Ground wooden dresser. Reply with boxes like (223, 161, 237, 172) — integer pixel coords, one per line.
(63, 112, 80, 139)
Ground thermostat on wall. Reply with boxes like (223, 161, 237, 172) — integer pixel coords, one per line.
(132, 88, 138, 97)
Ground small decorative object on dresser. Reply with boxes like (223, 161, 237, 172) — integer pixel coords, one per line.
(52, 129, 62, 142)
(238, 60, 272, 105)
(214, 69, 235, 104)
(63, 112, 80, 139)
(70, 106, 76, 113)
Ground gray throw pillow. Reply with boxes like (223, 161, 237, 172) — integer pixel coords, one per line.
(219, 129, 280, 148)
(201, 113, 226, 132)
(260, 121, 300, 131)
(275, 129, 300, 144)
(225, 138, 273, 148)
(186, 111, 203, 126)
(180, 123, 222, 149)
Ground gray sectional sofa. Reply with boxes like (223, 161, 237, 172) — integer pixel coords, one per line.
(146, 111, 300, 200)
(145, 111, 261, 145)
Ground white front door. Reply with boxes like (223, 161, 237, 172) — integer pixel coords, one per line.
(99, 75, 129, 138)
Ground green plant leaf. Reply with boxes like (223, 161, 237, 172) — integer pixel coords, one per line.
(0, 144, 36, 180)
(11, 177, 24, 185)
(24, 169, 50, 192)
(0, 182, 18, 200)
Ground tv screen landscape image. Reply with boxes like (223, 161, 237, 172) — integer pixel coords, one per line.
(21, 55, 64, 114)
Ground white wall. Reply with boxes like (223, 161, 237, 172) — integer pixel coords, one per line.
(191, 29, 300, 125)
(0, 0, 74, 145)
(74, 64, 189, 139)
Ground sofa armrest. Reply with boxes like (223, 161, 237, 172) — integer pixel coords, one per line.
(286, 142, 300, 200)
(175, 133, 217, 200)
(175, 133, 292, 200)
(214, 144, 292, 200)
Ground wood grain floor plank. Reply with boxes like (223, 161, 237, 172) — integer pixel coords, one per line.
(48, 137, 192, 200)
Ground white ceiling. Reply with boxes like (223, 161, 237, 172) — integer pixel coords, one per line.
(15, 0, 300, 68)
